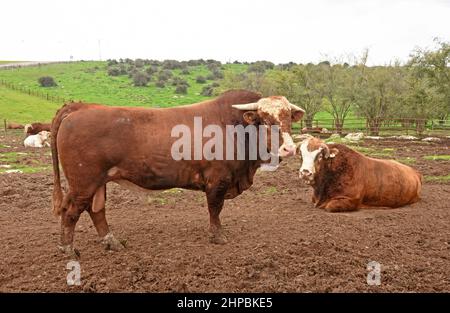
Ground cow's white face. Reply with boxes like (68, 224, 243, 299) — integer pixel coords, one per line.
(39, 131, 50, 141)
(299, 137, 339, 184)
(232, 96, 305, 157)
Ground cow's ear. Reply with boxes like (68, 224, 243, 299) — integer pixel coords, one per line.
(291, 110, 304, 122)
(243, 111, 259, 125)
(329, 148, 339, 158)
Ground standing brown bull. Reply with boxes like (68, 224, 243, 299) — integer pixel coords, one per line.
(24, 122, 52, 136)
(51, 90, 305, 257)
(298, 137, 422, 212)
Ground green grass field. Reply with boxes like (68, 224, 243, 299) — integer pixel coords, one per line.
(0, 85, 61, 123)
(0, 61, 248, 108)
(0, 61, 448, 136)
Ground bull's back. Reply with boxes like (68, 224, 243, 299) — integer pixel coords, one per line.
(361, 157, 422, 207)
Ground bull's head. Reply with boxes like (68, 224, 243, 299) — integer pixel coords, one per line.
(232, 96, 305, 157)
(298, 137, 339, 184)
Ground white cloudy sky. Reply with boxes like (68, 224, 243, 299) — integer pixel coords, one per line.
(1, 0, 449, 65)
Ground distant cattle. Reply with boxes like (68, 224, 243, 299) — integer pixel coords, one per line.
(298, 137, 422, 212)
(7, 122, 24, 129)
(24, 123, 52, 137)
(301, 127, 329, 134)
(24, 130, 51, 148)
(51, 90, 305, 257)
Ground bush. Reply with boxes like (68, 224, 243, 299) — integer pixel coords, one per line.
(172, 77, 190, 87)
(107, 59, 118, 66)
(196, 75, 207, 84)
(145, 65, 158, 75)
(247, 61, 274, 73)
(207, 69, 223, 80)
(134, 59, 145, 68)
(175, 85, 188, 94)
(155, 80, 166, 88)
(132, 72, 150, 87)
(38, 76, 57, 87)
(128, 66, 139, 78)
(201, 85, 214, 96)
(107, 67, 120, 76)
(162, 59, 183, 70)
(181, 68, 190, 75)
(158, 70, 173, 81)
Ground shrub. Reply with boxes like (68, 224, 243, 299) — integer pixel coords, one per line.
(196, 75, 206, 84)
(107, 59, 118, 66)
(38, 76, 57, 87)
(172, 77, 190, 87)
(247, 61, 274, 73)
(207, 69, 223, 80)
(201, 85, 214, 96)
(145, 65, 158, 75)
(134, 59, 145, 68)
(181, 68, 190, 75)
(158, 70, 173, 81)
(162, 59, 183, 70)
(108, 67, 120, 76)
(132, 72, 150, 87)
(155, 80, 166, 88)
(128, 67, 139, 78)
(175, 85, 188, 94)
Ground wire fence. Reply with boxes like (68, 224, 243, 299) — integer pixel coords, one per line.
(297, 117, 450, 136)
(0, 79, 72, 104)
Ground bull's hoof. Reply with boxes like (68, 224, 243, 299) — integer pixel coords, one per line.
(58, 244, 80, 259)
(101, 233, 125, 251)
(209, 232, 228, 245)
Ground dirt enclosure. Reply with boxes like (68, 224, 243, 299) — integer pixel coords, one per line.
(0, 131, 449, 292)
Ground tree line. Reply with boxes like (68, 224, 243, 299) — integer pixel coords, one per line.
(218, 40, 449, 135)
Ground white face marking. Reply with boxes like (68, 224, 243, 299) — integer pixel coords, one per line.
(299, 140, 322, 180)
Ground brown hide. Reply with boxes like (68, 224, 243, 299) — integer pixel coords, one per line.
(25, 122, 52, 136)
(51, 90, 264, 215)
(313, 144, 422, 210)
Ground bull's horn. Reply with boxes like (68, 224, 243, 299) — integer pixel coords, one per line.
(232, 102, 259, 111)
(320, 143, 330, 159)
(289, 103, 305, 112)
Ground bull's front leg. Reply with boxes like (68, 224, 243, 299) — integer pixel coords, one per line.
(206, 181, 229, 244)
(319, 196, 360, 212)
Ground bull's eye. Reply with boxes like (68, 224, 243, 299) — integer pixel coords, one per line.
(317, 154, 323, 161)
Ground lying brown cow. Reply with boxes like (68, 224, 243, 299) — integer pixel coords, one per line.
(298, 137, 422, 212)
(7, 122, 24, 129)
(24, 122, 52, 137)
(51, 90, 305, 257)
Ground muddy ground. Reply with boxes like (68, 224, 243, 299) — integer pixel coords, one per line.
(0, 131, 449, 292)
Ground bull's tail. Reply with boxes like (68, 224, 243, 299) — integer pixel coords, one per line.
(24, 124, 32, 135)
(51, 102, 85, 216)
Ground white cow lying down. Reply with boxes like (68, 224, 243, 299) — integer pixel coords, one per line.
(24, 131, 51, 148)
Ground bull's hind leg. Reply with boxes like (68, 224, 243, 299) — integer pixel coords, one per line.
(88, 185, 124, 251)
(206, 182, 229, 244)
(321, 196, 360, 213)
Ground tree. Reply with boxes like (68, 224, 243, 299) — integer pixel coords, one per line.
(355, 65, 406, 135)
(321, 63, 357, 134)
(408, 39, 450, 121)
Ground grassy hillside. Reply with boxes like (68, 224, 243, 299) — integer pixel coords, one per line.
(0, 85, 60, 123)
(0, 61, 247, 107)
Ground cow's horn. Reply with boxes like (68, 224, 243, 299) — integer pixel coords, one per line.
(289, 103, 305, 112)
(320, 143, 330, 158)
(232, 102, 259, 111)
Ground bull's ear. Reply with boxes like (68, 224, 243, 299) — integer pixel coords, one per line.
(243, 111, 259, 125)
(291, 110, 305, 122)
(329, 148, 339, 158)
